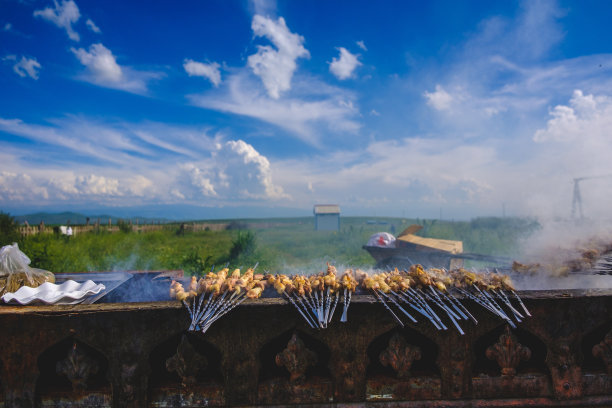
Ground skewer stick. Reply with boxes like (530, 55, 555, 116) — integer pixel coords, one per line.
(512, 290, 531, 317)
(467, 288, 516, 329)
(284, 292, 316, 328)
(421, 288, 461, 321)
(496, 290, 524, 321)
(380, 291, 417, 323)
(402, 289, 443, 330)
(446, 290, 478, 324)
(372, 289, 404, 327)
(295, 294, 319, 325)
(435, 288, 468, 321)
(408, 288, 447, 330)
(422, 288, 463, 334)
(340, 289, 352, 323)
(328, 291, 340, 324)
(324, 287, 332, 327)
(200, 296, 247, 333)
(392, 290, 439, 328)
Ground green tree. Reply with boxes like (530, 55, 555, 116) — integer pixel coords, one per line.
(0, 212, 20, 246)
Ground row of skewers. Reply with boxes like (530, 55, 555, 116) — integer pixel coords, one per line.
(361, 265, 530, 335)
(267, 264, 358, 329)
(169, 264, 266, 334)
(169, 264, 531, 335)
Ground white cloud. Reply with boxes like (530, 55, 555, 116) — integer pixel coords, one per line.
(71, 43, 122, 82)
(356, 40, 367, 51)
(534, 90, 612, 143)
(329, 47, 361, 80)
(0, 172, 49, 201)
(247, 15, 310, 99)
(12, 56, 41, 80)
(0, 116, 287, 206)
(183, 59, 221, 86)
(75, 174, 120, 196)
(86, 18, 101, 33)
(217, 140, 287, 199)
(70, 43, 160, 94)
(0, 170, 155, 203)
(423, 85, 454, 111)
(176, 140, 288, 201)
(191, 73, 360, 147)
(250, 0, 277, 17)
(34, 0, 81, 41)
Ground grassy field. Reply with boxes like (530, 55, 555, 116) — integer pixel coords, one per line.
(1, 213, 540, 275)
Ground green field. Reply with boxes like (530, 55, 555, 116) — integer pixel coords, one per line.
(1, 212, 540, 275)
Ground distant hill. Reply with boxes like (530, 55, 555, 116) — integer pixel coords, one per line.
(3, 204, 311, 223)
(12, 212, 169, 226)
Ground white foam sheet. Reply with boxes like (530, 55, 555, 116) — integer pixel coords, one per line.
(2, 280, 106, 305)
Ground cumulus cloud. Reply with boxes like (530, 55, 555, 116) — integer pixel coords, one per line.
(356, 40, 367, 51)
(0, 170, 155, 203)
(34, 0, 81, 41)
(423, 85, 454, 111)
(0, 172, 49, 201)
(247, 15, 310, 99)
(329, 47, 361, 80)
(183, 59, 221, 86)
(534, 90, 612, 143)
(12, 56, 41, 79)
(86, 18, 101, 33)
(175, 140, 287, 201)
(70, 43, 160, 93)
(71, 43, 122, 82)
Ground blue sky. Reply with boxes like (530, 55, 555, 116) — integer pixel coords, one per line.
(2, 0, 612, 220)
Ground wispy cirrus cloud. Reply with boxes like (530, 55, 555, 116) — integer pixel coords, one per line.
(34, 0, 81, 41)
(70, 43, 162, 94)
(190, 72, 360, 147)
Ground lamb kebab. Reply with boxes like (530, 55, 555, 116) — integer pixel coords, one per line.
(170, 266, 266, 334)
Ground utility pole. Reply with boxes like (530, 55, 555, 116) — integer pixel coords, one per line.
(571, 178, 583, 220)
(571, 174, 612, 220)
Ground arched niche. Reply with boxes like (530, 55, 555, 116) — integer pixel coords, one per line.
(365, 327, 441, 401)
(258, 327, 331, 382)
(147, 331, 225, 407)
(367, 326, 439, 379)
(35, 337, 110, 405)
(472, 324, 551, 399)
(257, 328, 332, 405)
(148, 331, 222, 387)
(473, 324, 548, 377)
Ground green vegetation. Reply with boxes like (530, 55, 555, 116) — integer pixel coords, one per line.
(0, 212, 20, 246)
(2, 213, 540, 274)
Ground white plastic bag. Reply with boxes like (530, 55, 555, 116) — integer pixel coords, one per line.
(0, 243, 55, 296)
(366, 232, 397, 248)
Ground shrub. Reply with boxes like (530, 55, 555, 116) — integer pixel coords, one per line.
(0, 212, 20, 246)
(117, 219, 132, 233)
(228, 230, 256, 262)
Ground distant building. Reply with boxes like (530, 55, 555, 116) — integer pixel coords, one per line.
(313, 204, 340, 231)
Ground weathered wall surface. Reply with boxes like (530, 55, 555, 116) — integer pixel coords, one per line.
(0, 292, 611, 407)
